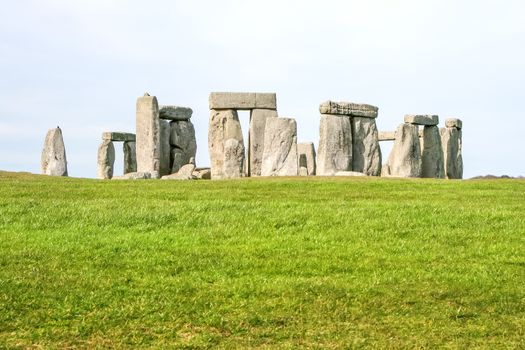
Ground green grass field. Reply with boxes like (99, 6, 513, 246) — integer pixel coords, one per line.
(0, 171, 524, 349)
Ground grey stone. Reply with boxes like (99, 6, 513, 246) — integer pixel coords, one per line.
(335, 171, 367, 177)
(208, 109, 245, 179)
(161, 164, 196, 180)
(169, 120, 197, 173)
(41, 127, 68, 176)
(223, 138, 245, 178)
(159, 119, 171, 176)
(123, 141, 137, 174)
(194, 168, 211, 180)
(97, 140, 115, 179)
(445, 118, 462, 129)
(404, 114, 439, 126)
(102, 132, 136, 142)
(378, 131, 396, 141)
(209, 92, 277, 110)
(421, 126, 445, 178)
(249, 109, 278, 176)
(299, 166, 308, 176)
(171, 148, 184, 174)
(441, 127, 463, 179)
(316, 114, 352, 175)
(112, 171, 152, 180)
(136, 93, 160, 174)
(381, 164, 391, 177)
(261, 118, 298, 176)
(319, 101, 378, 118)
(159, 105, 193, 121)
(352, 117, 382, 176)
(297, 142, 316, 176)
(387, 123, 422, 177)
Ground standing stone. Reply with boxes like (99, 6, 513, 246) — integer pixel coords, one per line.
(249, 109, 277, 176)
(441, 122, 463, 179)
(123, 141, 137, 174)
(170, 120, 197, 173)
(208, 109, 245, 179)
(317, 115, 352, 176)
(387, 123, 421, 177)
(421, 126, 444, 178)
(97, 140, 115, 179)
(136, 93, 160, 177)
(261, 118, 298, 176)
(41, 127, 68, 176)
(352, 117, 382, 176)
(159, 119, 171, 176)
(297, 142, 316, 176)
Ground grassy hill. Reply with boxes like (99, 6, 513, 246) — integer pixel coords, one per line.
(0, 171, 523, 349)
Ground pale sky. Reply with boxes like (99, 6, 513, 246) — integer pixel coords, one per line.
(1, 0, 524, 178)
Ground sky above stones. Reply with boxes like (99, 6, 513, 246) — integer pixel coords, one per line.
(1, 0, 524, 178)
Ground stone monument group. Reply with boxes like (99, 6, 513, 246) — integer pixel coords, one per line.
(41, 92, 463, 180)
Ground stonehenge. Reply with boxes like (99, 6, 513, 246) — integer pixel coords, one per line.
(297, 142, 316, 176)
(97, 132, 136, 179)
(41, 127, 68, 176)
(261, 118, 298, 176)
(441, 118, 463, 179)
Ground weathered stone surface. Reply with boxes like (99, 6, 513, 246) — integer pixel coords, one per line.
(159, 105, 193, 121)
(159, 119, 171, 176)
(102, 132, 136, 142)
(421, 126, 444, 178)
(112, 171, 152, 180)
(319, 101, 378, 118)
(249, 109, 278, 176)
(123, 141, 137, 174)
(299, 166, 308, 176)
(335, 171, 367, 177)
(194, 168, 211, 180)
(161, 164, 196, 180)
(136, 93, 160, 174)
(317, 114, 352, 175)
(297, 142, 316, 176)
(209, 92, 277, 110)
(381, 164, 391, 177)
(169, 120, 197, 173)
(445, 118, 462, 129)
(208, 109, 245, 179)
(387, 123, 421, 177)
(404, 114, 439, 126)
(261, 118, 298, 176)
(41, 127, 68, 176)
(96, 140, 115, 179)
(352, 117, 382, 176)
(378, 131, 396, 141)
(441, 127, 463, 179)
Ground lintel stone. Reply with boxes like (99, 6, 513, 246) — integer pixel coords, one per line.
(404, 114, 439, 126)
(378, 131, 396, 141)
(209, 92, 277, 110)
(319, 101, 378, 118)
(102, 132, 136, 142)
(159, 105, 193, 120)
(445, 118, 462, 129)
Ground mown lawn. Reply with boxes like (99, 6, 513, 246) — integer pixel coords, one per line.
(0, 171, 524, 349)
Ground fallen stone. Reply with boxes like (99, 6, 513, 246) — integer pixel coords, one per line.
(97, 140, 115, 179)
(441, 127, 463, 179)
(159, 119, 171, 177)
(445, 118, 462, 129)
(335, 171, 367, 177)
(102, 132, 136, 142)
(194, 168, 211, 180)
(352, 117, 382, 176)
(123, 141, 137, 174)
(41, 127, 68, 176)
(112, 171, 152, 180)
(136, 93, 160, 174)
(420, 126, 445, 178)
(249, 109, 277, 176)
(316, 114, 352, 175)
(261, 118, 298, 176)
(161, 164, 196, 180)
(319, 101, 378, 118)
(159, 105, 193, 121)
(404, 114, 439, 126)
(297, 142, 316, 176)
(208, 109, 245, 179)
(378, 131, 396, 141)
(209, 92, 277, 110)
(387, 123, 422, 177)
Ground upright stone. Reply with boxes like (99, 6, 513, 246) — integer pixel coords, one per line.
(297, 142, 316, 176)
(97, 140, 115, 179)
(123, 141, 137, 174)
(170, 120, 197, 173)
(441, 119, 463, 179)
(136, 93, 160, 177)
(387, 123, 421, 177)
(421, 126, 444, 178)
(317, 115, 352, 176)
(249, 109, 277, 176)
(159, 119, 171, 176)
(208, 109, 245, 179)
(261, 118, 298, 176)
(41, 127, 68, 176)
(352, 117, 382, 176)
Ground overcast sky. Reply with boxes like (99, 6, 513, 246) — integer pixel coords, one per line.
(1, 0, 524, 178)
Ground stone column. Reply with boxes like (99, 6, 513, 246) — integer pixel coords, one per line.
(421, 126, 444, 178)
(261, 118, 298, 176)
(123, 141, 137, 174)
(136, 93, 160, 177)
(41, 127, 68, 176)
(441, 118, 463, 179)
(317, 114, 352, 175)
(249, 108, 277, 176)
(352, 117, 381, 176)
(208, 109, 245, 179)
(297, 142, 316, 176)
(169, 120, 197, 174)
(159, 119, 171, 177)
(97, 140, 115, 179)
(387, 123, 422, 177)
